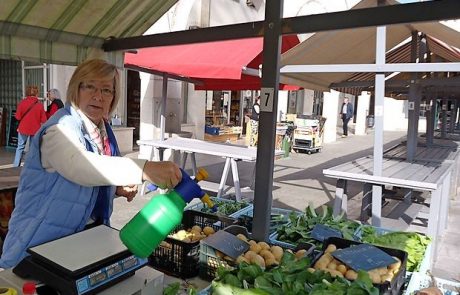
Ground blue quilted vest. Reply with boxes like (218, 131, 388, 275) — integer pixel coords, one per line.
(0, 105, 120, 268)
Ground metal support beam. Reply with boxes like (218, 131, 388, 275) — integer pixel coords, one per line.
(160, 74, 168, 141)
(103, 0, 460, 51)
(281, 63, 460, 74)
(372, 24, 386, 227)
(441, 99, 448, 139)
(252, 0, 283, 242)
(426, 98, 434, 146)
(330, 76, 460, 88)
(406, 31, 421, 162)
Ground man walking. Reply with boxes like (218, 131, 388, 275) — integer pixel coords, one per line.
(340, 98, 353, 138)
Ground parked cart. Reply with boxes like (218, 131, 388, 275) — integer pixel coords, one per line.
(292, 115, 326, 154)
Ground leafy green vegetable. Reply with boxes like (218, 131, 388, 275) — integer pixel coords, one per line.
(275, 205, 360, 247)
(212, 254, 378, 295)
(201, 199, 249, 215)
(163, 282, 181, 295)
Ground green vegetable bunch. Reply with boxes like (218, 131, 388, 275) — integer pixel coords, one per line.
(276, 205, 360, 247)
(211, 251, 378, 295)
(201, 199, 249, 216)
(360, 229, 431, 272)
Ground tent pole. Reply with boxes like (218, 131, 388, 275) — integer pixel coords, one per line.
(252, 0, 283, 241)
(160, 73, 168, 144)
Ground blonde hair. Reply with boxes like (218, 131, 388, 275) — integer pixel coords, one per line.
(25, 85, 39, 97)
(67, 59, 120, 116)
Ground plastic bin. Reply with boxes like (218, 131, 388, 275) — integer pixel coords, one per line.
(185, 197, 252, 218)
(149, 210, 237, 278)
(199, 225, 315, 281)
(318, 237, 408, 295)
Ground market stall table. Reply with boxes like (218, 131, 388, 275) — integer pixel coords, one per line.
(323, 153, 455, 269)
(138, 138, 283, 201)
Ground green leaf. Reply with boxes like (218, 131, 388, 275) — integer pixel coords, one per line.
(163, 282, 181, 295)
(224, 273, 243, 288)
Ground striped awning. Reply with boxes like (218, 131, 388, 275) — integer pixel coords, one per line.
(0, 0, 177, 66)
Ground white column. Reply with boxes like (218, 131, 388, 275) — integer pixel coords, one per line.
(322, 90, 339, 143)
(355, 91, 370, 135)
(302, 89, 314, 115)
(139, 72, 156, 158)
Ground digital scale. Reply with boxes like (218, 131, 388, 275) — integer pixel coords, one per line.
(13, 225, 148, 295)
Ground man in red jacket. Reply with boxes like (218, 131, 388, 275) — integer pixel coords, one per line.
(13, 85, 47, 167)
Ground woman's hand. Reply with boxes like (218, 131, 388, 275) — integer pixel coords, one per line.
(116, 185, 138, 202)
(142, 161, 182, 190)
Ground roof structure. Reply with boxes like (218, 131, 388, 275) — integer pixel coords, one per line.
(279, 0, 460, 94)
(0, 0, 177, 66)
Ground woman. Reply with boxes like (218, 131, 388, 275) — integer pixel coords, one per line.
(45, 88, 64, 119)
(13, 85, 47, 167)
(0, 59, 181, 269)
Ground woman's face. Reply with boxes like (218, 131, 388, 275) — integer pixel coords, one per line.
(78, 79, 114, 124)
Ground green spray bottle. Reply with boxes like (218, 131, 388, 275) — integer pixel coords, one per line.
(119, 168, 217, 258)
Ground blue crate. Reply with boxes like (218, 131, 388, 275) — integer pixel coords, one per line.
(185, 197, 252, 218)
(205, 125, 220, 135)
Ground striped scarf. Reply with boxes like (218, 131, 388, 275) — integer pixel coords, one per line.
(78, 110, 112, 156)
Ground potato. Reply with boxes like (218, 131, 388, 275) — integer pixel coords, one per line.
(295, 249, 307, 260)
(236, 255, 250, 264)
(265, 257, 278, 267)
(216, 251, 225, 259)
(251, 254, 266, 268)
(369, 272, 381, 284)
(325, 244, 337, 253)
(248, 240, 257, 246)
(182, 237, 191, 243)
(244, 250, 258, 260)
(203, 226, 215, 236)
(259, 249, 273, 259)
(337, 264, 347, 275)
(388, 257, 401, 271)
(314, 253, 333, 269)
(345, 269, 358, 280)
(381, 273, 393, 282)
(236, 234, 248, 242)
(376, 267, 388, 275)
(325, 269, 343, 278)
(270, 246, 284, 261)
(249, 243, 262, 254)
(258, 241, 270, 250)
(191, 225, 202, 232)
(327, 262, 337, 271)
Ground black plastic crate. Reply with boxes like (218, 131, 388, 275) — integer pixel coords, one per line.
(149, 210, 237, 278)
(199, 225, 315, 281)
(317, 237, 408, 295)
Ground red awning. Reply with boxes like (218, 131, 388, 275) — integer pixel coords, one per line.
(124, 35, 300, 90)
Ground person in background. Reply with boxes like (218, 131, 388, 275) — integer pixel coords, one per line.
(340, 98, 353, 138)
(248, 96, 260, 146)
(46, 88, 64, 119)
(0, 59, 182, 269)
(13, 85, 47, 167)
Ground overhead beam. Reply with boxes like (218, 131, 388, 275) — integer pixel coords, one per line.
(103, 0, 460, 51)
(331, 76, 460, 88)
(281, 63, 460, 73)
(0, 21, 104, 47)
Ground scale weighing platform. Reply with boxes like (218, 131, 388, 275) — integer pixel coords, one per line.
(13, 225, 149, 295)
